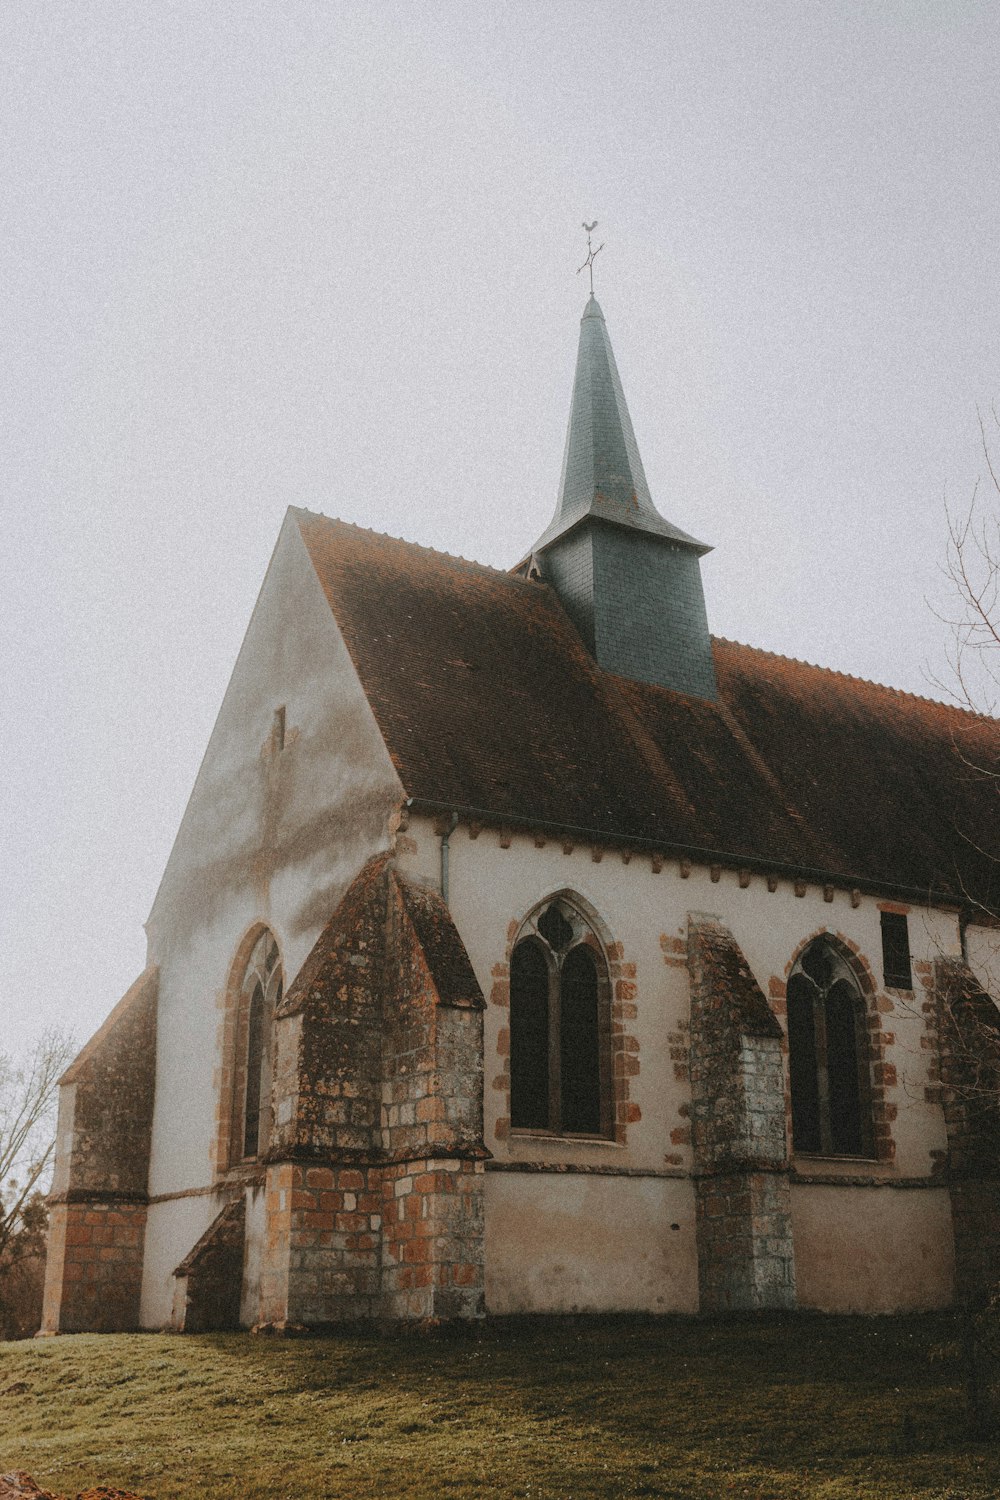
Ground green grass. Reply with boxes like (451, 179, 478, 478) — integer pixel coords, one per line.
(0, 1315, 996, 1499)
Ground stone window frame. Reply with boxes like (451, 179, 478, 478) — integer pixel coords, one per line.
(776, 928, 895, 1165)
(492, 890, 641, 1147)
(212, 923, 284, 1178)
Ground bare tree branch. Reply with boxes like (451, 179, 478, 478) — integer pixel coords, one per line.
(0, 1030, 75, 1263)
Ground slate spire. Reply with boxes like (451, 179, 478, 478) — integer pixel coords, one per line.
(525, 296, 717, 700)
(534, 295, 709, 556)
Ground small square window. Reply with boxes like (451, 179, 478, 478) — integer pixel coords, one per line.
(880, 912, 912, 989)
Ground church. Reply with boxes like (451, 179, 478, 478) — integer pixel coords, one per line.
(42, 285, 1000, 1334)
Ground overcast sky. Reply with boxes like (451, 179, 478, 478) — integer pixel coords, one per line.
(2, 1, 999, 1055)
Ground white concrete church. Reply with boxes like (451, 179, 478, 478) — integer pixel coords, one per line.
(43, 288, 1000, 1334)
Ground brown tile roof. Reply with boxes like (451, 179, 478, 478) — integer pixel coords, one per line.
(295, 509, 999, 908)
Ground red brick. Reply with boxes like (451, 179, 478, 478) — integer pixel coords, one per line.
(303, 1211, 334, 1231)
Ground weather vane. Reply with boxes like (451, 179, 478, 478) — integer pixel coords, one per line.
(577, 221, 604, 296)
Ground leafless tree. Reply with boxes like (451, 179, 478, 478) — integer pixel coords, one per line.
(928, 407, 1000, 1434)
(935, 405, 1000, 718)
(0, 1029, 75, 1338)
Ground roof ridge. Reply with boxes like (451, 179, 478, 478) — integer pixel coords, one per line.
(290, 506, 543, 588)
(711, 634, 997, 721)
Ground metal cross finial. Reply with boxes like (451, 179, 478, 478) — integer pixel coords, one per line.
(577, 221, 604, 296)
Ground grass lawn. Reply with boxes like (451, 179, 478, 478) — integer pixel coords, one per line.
(0, 1314, 997, 1499)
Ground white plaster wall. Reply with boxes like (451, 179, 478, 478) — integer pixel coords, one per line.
(139, 514, 403, 1326)
(399, 817, 964, 1312)
(485, 1172, 697, 1314)
(791, 1184, 955, 1312)
(399, 819, 959, 1177)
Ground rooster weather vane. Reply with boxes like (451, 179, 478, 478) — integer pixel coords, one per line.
(577, 221, 604, 296)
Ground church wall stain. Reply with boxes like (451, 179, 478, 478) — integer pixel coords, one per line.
(132, 518, 403, 1326)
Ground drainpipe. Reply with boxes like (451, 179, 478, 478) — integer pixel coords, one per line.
(439, 812, 459, 906)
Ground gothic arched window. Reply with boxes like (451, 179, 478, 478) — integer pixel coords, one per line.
(510, 897, 611, 1137)
(235, 931, 283, 1162)
(787, 937, 873, 1157)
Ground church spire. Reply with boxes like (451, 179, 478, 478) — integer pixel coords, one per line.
(533, 295, 709, 556)
(525, 289, 717, 700)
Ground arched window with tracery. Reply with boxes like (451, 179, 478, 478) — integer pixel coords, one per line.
(787, 936, 873, 1157)
(509, 897, 611, 1138)
(233, 930, 283, 1163)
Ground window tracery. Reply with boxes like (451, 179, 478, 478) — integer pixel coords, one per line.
(787, 936, 873, 1157)
(509, 896, 611, 1137)
(234, 930, 282, 1162)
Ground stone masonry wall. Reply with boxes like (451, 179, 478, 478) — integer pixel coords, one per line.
(688, 918, 795, 1311)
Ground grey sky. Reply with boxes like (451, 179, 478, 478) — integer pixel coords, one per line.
(2, 1, 999, 1054)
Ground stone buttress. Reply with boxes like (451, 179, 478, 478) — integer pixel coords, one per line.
(41, 969, 158, 1333)
(687, 917, 795, 1311)
(934, 956, 1000, 1303)
(257, 852, 488, 1326)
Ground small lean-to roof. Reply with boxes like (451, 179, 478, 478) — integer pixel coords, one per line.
(294, 509, 999, 908)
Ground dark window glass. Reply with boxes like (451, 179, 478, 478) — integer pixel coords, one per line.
(510, 939, 550, 1129)
(232, 930, 281, 1167)
(538, 902, 574, 952)
(825, 979, 864, 1155)
(243, 983, 265, 1158)
(560, 945, 601, 1133)
(788, 973, 822, 1153)
(787, 939, 873, 1158)
(509, 903, 612, 1138)
(880, 912, 912, 989)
